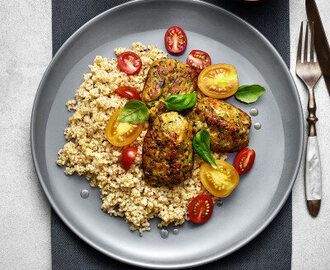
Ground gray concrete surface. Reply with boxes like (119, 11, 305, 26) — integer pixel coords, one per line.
(0, 0, 329, 269)
(0, 0, 52, 269)
(291, 1, 330, 269)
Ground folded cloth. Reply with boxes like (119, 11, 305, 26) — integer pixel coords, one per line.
(52, 0, 291, 269)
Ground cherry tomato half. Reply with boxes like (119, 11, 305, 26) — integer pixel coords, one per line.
(186, 50, 211, 73)
(234, 148, 256, 175)
(198, 64, 239, 99)
(120, 146, 138, 170)
(200, 160, 239, 198)
(164, 26, 187, 54)
(105, 109, 143, 147)
(115, 86, 141, 100)
(188, 194, 214, 224)
(117, 51, 142, 75)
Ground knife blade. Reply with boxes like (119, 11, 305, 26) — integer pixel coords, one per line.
(306, 0, 330, 95)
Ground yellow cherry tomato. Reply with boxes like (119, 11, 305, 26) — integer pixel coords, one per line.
(200, 160, 239, 197)
(198, 64, 239, 99)
(105, 109, 143, 147)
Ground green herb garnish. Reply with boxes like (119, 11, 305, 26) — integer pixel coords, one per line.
(193, 129, 217, 169)
(117, 99, 149, 124)
(161, 92, 197, 111)
(235, 84, 265, 103)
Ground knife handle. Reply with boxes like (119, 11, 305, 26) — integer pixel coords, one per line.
(305, 135, 322, 217)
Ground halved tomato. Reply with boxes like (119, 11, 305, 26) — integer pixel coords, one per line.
(105, 109, 143, 147)
(117, 51, 142, 75)
(200, 160, 239, 198)
(234, 148, 255, 175)
(188, 194, 214, 224)
(186, 50, 211, 73)
(198, 64, 239, 99)
(115, 86, 141, 100)
(164, 26, 187, 54)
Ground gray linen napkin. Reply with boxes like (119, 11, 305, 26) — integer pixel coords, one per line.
(52, 0, 291, 269)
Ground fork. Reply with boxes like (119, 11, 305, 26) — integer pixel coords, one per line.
(296, 21, 322, 217)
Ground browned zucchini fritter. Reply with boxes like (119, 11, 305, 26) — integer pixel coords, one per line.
(142, 58, 198, 120)
(188, 97, 251, 153)
(142, 112, 194, 186)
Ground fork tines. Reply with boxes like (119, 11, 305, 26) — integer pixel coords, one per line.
(295, 21, 322, 87)
(297, 21, 316, 64)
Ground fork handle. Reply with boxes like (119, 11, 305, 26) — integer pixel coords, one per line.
(307, 86, 318, 136)
(305, 86, 322, 217)
(305, 136, 322, 217)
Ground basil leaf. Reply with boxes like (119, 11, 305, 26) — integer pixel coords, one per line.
(193, 129, 217, 169)
(235, 84, 265, 103)
(161, 92, 197, 111)
(117, 99, 149, 124)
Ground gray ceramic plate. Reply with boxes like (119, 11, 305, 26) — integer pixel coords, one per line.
(31, 0, 304, 268)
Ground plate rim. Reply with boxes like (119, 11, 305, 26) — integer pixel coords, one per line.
(30, 0, 304, 268)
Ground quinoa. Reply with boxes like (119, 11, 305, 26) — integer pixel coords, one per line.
(57, 43, 227, 235)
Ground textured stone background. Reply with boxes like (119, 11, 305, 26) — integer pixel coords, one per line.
(290, 1, 330, 269)
(0, 0, 329, 269)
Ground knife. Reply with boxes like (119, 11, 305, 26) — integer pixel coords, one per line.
(306, 0, 330, 95)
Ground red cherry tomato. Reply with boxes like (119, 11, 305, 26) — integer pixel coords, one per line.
(117, 52, 142, 75)
(120, 147, 138, 170)
(188, 194, 214, 224)
(164, 26, 187, 54)
(234, 148, 256, 175)
(186, 50, 211, 73)
(115, 86, 141, 100)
